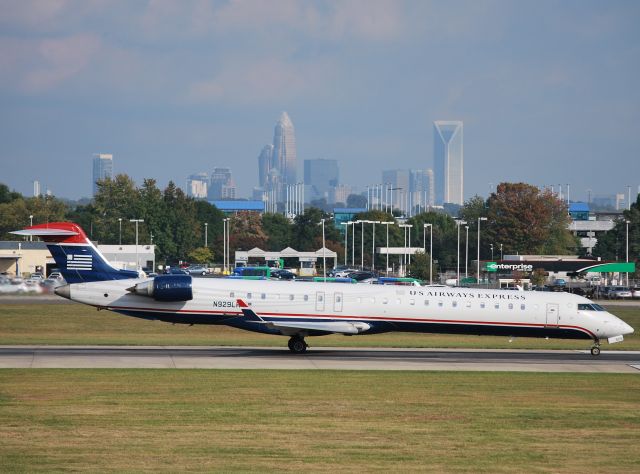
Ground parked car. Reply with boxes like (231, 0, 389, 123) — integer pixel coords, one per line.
(606, 286, 633, 299)
(48, 271, 63, 280)
(29, 273, 44, 281)
(184, 265, 211, 276)
(347, 271, 377, 283)
(632, 288, 640, 299)
(330, 266, 359, 278)
(271, 269, 296, 280)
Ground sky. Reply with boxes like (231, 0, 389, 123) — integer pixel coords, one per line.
(1, 0, 639, 202)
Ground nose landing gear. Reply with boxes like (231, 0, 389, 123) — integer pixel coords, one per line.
(590, 340, 601, 356)
(288, 336, 308, 354)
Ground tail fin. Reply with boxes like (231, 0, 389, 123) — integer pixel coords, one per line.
(11, 222, 139, 283)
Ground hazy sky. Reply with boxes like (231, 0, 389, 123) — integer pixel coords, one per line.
(1, 0, 639, 201)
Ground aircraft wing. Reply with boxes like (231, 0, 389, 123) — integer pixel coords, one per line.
(236, 299, 370, 335)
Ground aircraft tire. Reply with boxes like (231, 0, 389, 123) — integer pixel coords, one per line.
(288, 337, 307, 354)
(590, 346, 601, 356)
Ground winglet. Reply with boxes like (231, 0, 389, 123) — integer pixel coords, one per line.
(236, 299, 264, 322)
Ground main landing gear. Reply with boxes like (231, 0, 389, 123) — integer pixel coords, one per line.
(288, 336, 308, 354)
(590, 340, 601, 357)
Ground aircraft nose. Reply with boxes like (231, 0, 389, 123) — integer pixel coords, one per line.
(621, 321, 635, 336)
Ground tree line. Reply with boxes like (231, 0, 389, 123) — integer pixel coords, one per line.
(1, 179, 637, 276)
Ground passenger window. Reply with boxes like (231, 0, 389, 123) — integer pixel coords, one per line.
(304, 295, 309, 301)
(383, 298, 388, 304)
(424, 300, 429, 306)
(336, 295, 342, 302)
(318, 294, 323, 302)
(438, 301, 443, 307)
(494, 303, 499, 309)
(466, 301, 472, 308)
(230, 291, 235, 297)
(289, 294, 294, 301)
(410, 299, 415, 305)
(452, 301, 458, 308)
(261, 293, 266, 299)
(247, 292, 252, 299)
(508, 303, 513, 310)
(521, 304, 525, 310)
(480, 302, 486, 309)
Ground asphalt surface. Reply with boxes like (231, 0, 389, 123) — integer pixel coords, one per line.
(1, 346, 639, 372)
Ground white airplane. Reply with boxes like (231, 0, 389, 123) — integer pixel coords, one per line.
(13, 222, 634, 356)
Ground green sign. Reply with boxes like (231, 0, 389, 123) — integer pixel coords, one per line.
(485, 261, 498, 272)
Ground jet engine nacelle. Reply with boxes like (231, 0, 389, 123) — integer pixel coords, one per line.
(127, 274, 193, 302)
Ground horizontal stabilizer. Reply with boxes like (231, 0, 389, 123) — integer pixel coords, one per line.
(11, 229, 78, 236)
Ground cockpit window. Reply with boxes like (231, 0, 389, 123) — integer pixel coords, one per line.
(578, 303, 606, 311)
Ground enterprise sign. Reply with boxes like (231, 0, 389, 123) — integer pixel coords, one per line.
(485, 262, 533, 272)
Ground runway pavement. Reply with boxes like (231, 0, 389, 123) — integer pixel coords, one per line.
(1, 346, 639, 372)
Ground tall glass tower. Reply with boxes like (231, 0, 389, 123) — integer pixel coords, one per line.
(272, 112, 297, 186)
(433, 121, 463, 205)
(92, 153, 113, 196)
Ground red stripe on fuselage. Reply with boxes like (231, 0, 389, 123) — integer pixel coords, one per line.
(105, 304, 596, 338)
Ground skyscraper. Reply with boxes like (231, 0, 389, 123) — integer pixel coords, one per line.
(433, 121, 463, 205)
(186, 173, 209, 199)
(272, 112, 297, 186)
(209, 167, 236, 200)
(304, 158, 339, 202)
(382, 169, 410, 213)
(92, 153, 113, 196)
(257, 144, 273, 188)
(410, 169, 435, 210)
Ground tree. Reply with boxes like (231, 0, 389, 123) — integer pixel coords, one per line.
(188, 247, 213, 264)
(484, 182, 577, 255)
(230, 211, 268, 251)
(262, 213, 293, 250)
(407, 250, 432, 281)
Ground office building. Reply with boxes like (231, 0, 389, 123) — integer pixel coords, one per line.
(304, 159, 339, 202)
(382, 169, 410, 213)
(410, 168, 435, 210)
(272, 112, 297, 187)
(257, 144, 273, 188)
(330, 185, 352, 205)
(92, 153, 113, 196)
(433, 121, 463, 205)
(186, 173, 209, 199)
(209, 167, 236, 200)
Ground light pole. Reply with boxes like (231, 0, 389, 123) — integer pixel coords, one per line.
(118, 218, 122, 246)
(398, 224, 412, 276)
(341, 222, 351, 265)
(357, 220, 368, 269)
(29, 215, 33, 241)
(129, 219, 144, 272)
(626, 220, 630, 286)
(319, 219, 326, 280)
(477, 217, 487, 282)
(500, 243, 503, 260)
(407, 224, 413, 266)
(351, 221, 356, 267)
(380, 222, 393, 276)
(371, 221, 380, 271)
(455, 219, 467, 285)
(490, 243, 494, 261)
(223, 218, 230, 273)
(204, 222, 208, 247)
(424, 223, 432, 285)
(465, 225, 469, 278)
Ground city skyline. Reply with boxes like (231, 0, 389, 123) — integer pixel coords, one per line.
(1, 2, 639, 202)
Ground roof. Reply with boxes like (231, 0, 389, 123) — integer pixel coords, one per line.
(210, 200, 265, 212)
(333, 208, 367, 214)
(569, 202, 590, 213)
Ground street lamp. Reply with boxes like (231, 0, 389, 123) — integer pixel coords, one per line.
(129, 219, 144, 272)
(204, 222, 208, 247)
(380, 222, 393, 276)
(465, 225, 469, 278)
(477, 217, 487, 283)
(490, 243, 494, 261)
(356, 220, 369, 269)
(341, 222, 351, 265)
(500, 243, 503, 260)
(398, 224, 412, 276)
(626, 220, 630, 286)
(455, 219, 467, 285)
(423, 223, 433, 285)
(223, 218, 230, 273)
(118, 218, 122, 246)
(29, 215, 33, 241)
(319, 219, 326, 280)
(371, 221, 380, 271)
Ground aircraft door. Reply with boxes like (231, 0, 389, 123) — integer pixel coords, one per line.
(334, 292, 343, 312)
(315, 292, 325, 312)
(546, 303, 559, 327)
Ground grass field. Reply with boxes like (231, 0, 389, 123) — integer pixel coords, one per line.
(0, 302, 638, 350)
(1, 370, 639, 472)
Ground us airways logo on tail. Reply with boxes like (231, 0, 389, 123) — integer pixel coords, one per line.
(67, 254, 92, 270)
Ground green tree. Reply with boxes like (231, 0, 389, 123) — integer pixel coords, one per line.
(484, 182, 577, 255)
(188, 247, 213, 264)
(407, 250, 432, 281)
(230, 211, 268, 251)
(262, 213, 293, 250)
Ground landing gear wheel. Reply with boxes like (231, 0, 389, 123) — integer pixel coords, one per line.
(288, 336, 307, 354)
(590, 345, 601, 356)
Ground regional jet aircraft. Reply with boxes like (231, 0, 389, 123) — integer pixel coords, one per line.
(13, 222, 634, 355)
